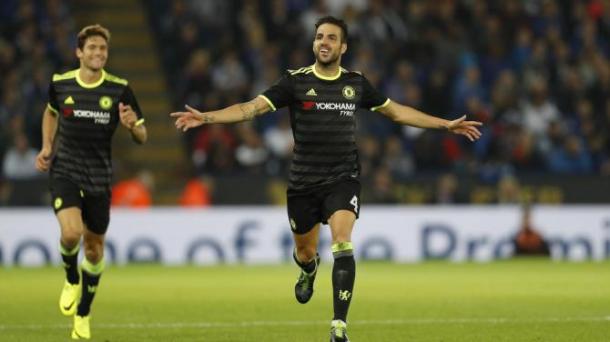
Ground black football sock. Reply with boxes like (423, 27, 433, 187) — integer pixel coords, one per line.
(331, 242, 355, 322)
(60, 243, 80, 285)
(77, 257, 105, 316)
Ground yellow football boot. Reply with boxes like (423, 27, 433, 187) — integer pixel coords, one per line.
(59, 281, 80, 316)
(71, 315, 90, 340)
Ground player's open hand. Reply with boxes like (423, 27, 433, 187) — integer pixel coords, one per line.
(447, 115, 483, 142)
(119, 102, 137, 129)
(170, 105, 208, 132)
(36, 147, 52, 172)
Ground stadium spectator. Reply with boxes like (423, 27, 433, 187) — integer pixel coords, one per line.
(433, 172, 464, 204)
(546, 134, 594, 174)
(234, 123, 269, 173)
(263, 114, 293, 176)
(2, 132, 44, 206)
(382, 135, 415, 181)
(513, 205, 551, 257)
(191, 124, 237, 175)
(170, 16, 481, 342)
(2, 132, 39, 180)
(111, 170, 154, 208)
(179, 177, 213, 206)
(364, 166, 399, 204)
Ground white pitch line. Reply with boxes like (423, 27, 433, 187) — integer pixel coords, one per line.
(1, 317, 609, 330)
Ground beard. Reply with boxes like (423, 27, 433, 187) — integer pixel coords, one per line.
(314, 49, 340, 66)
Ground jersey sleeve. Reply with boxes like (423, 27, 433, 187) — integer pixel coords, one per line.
(119, 85, 144, 120)
(260, 72, 294, 111)
(361, 76, 390, 111)
(47, 82, 59, 115)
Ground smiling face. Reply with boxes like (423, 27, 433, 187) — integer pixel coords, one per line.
(76, 35, 108, 72)
(313, 23, 347, 67)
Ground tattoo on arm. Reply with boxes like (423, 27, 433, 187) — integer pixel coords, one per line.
(239, 101, 258, 121)
(202, 114, 215, 123)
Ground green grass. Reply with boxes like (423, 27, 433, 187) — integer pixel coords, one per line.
(1, 260, 609, 341)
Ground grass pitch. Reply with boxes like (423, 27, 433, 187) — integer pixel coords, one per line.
(1, 260, 609, 341)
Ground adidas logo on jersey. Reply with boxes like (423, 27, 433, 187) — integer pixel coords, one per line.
(64, 96, 75, 105)
(306, 88, 317, 96)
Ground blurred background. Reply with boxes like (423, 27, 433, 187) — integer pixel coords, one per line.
(0, 0, 609, 207)
(1, 4, 609, 340)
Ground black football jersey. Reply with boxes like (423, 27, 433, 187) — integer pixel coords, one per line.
(47, 69, 143, 194)
(261, 65, 389, 190)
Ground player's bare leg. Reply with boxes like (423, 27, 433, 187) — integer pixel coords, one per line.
(328, 210, 356, 342)
(293, 224, 321, 303)
(57, 208, 84, 316)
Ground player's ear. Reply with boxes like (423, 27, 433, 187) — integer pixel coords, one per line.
(341, 42, 347, 55)
(76, 48, 83, 59)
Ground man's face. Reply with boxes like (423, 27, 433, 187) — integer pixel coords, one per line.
(313, 23, 346, 66)
(76, 35, 108, 71)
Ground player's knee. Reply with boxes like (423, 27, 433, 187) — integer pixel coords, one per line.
(295, 246, 317, 262)
(83, 239, 104, 263)
(61, 230, 81, 247)
(83, 247, 103, 264)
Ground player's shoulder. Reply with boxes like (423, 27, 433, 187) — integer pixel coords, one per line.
(104, 71, 129, 86)
(52, 69, 78, 83)
(287, 65, 314, 76)
(340, 67, 364, 79)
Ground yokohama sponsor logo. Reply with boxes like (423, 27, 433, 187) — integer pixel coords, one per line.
(73, 110, 111, 124)
(315, 102, 355, 111)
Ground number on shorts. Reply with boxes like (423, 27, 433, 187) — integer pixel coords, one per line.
(350, 195, 358, 213)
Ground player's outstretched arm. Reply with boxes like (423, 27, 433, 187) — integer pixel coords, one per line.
(377, 100, 483, 141)
(170, 96, 271, 132)
(36, 107, 58, 172)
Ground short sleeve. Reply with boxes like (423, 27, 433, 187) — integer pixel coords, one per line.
(119, 85, 143, 119)
(360, 76, 389, 111)
(47, 82, 59, 115)
(260, 73, 294, 111)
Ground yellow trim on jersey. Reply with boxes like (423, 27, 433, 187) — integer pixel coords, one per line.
(105, 73, 128, 85)
(53, 68, 128, 87)
(371, 98, 391, 112)
(258, 95, 276, 112)
(289, 66, 313, 75)
(312, 64, 342, 81)
(76, 69, 106, 88)
(53, 69, 78, 82)
(47, 103, 58, 115)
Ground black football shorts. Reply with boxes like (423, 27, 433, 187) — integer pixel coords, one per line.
(286, 179, 361, 235)
(50, 177, 111, 235)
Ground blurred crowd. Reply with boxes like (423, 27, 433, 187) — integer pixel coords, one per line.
(149, 0, 610, 203)
(0, 0, 76, 205)
(1, 0, 610, 206)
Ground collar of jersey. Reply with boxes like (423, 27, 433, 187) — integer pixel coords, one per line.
(312, 64, 342, 81)
(76, 69, 106, 88)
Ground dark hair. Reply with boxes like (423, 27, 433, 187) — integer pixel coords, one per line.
(77, 24, 111, 49)
(315, 16, 348, 43)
